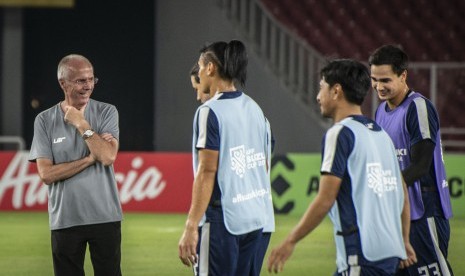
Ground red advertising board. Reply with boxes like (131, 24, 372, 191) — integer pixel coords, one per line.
(0, 151, 193, 213)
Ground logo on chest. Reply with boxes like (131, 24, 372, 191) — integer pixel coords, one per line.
(366, 163, 398, 197)
(230, 145, 266, 178)
(53, 137, 66, 144)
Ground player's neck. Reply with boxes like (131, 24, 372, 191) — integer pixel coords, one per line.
(212, 79, 236, 94)
(387, 86, 410, 110)
(333, 104, 362, 123)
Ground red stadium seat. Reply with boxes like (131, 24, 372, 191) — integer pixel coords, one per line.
(260, 0, 465, 148)
(260, 0, 465, 62)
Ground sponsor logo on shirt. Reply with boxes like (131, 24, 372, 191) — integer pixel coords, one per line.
(366, 163, 398, 197)
(53, 137, 66, 144)
(395, 148, 408, 162)
(442, 179, 449, 188)
(230, 145, 266, 178)
(232, 188, 268, 204)
(365, 123, 374, 129)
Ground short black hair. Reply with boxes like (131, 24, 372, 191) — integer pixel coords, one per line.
(368, 44, 409, 76)
(320, 59, 371, 106)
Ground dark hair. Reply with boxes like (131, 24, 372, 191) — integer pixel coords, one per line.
(320, 59, 371, 105)
(199, 40, 247, 87)
(190, 63, 200, 84)
(368, 44, 409, 76)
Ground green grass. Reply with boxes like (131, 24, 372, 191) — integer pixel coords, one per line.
(0, 212, 463, 275)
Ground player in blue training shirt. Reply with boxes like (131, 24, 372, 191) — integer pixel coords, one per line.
(178, 40, 274, 276)
(268, 59, 417, 275)
(188, 62, 275, 275)
(369, 45, 453, 276)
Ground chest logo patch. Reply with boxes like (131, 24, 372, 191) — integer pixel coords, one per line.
(53, 137, 66, 144)
(366, 163, 398, 197)
(230, 145, 266, 178)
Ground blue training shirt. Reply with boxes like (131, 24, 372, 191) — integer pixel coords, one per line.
(192, 91, 272, 235)
(321, 115, 406, 273)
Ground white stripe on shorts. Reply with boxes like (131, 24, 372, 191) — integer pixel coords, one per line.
(348, 255, 361, 276)
(427, 217, 451, 276)
(197, 222, 210, 276)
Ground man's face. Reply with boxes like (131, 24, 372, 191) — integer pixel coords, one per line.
(370, 64, 407, 104)
(190, 75, 210, 103)
(197, 56, 212, 96)
(316, 77, 335, 119)
(60, 63, 95, 109)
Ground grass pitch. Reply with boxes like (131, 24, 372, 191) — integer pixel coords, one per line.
(0, 212, 463, 275)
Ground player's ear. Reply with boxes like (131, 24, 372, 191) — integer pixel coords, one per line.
(332, 83, 342, 100)
(400, 70, 407, 83)
(58, 79, 66, 90)
(206, 62, 216, 76)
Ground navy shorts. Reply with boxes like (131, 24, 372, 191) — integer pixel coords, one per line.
(396, 216, 453, 276)
(194, 207, 263, 276)
(334, 254, 400, 276)
(250, 232, 272, 276)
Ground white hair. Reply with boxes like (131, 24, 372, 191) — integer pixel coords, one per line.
(57, 54, 93, 80)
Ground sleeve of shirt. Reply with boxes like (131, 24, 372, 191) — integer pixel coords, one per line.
(320, 124, 354, 178)
(28, 114, 53, 162)
(99, 104, 120, 141)
(195, 106, 220, 150)
(406, 97, 439, 146)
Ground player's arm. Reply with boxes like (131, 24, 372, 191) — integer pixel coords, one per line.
(399, 178, 417, 268)
(268, 173, 341, 273)
(178, 149, 218, 267)
(81, 128, 119, 166)
(36, 156, 96, 185)
(402, 99, 437, 186)
(285, 173, 340, 242)
(64, 105, 119, 166)
(402, 140, 434, 186)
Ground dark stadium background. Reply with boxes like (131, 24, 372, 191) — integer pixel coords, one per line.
(1, 0, 464, 153)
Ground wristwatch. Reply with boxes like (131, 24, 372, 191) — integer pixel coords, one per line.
(82, 129, 95, 140)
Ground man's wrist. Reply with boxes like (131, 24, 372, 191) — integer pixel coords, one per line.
(82, 129, 95, 140)
(185, 220, 199, 231)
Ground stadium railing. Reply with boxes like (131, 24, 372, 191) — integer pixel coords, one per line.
(0, 136, 26, 151)
(216, 0, 465, 152)
(441, 128, 465, 152)
(216, 0, 331, 128)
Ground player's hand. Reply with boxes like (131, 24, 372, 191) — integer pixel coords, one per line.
(399, 241, 417, 269)
(100, 133, 115, 142)
(178, 227, 199, 267)
(267, 239, 296, 273)
(63, 104, 87, 128)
